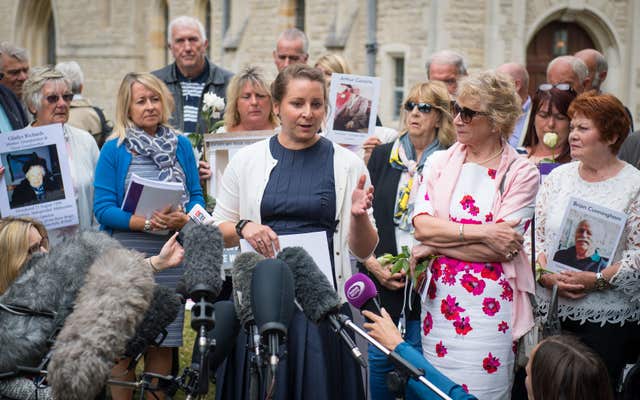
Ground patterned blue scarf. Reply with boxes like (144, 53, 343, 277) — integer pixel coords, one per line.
(125, 125, 186, 184)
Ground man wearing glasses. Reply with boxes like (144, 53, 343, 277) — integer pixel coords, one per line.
(0, 42, 31, 131)
(546, 55, 590, 94)
(425, 50, 468, 98)
(273, 28, 309, 72)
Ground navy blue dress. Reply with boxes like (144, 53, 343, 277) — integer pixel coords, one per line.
(216, 136, 364, 400)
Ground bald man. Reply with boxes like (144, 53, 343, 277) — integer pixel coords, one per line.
(574, 49, 608, 93)
(546, 55, 590, 94)
(496, 62, 531, 148)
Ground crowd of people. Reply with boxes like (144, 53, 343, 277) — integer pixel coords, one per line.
(1, 13, 639, 400)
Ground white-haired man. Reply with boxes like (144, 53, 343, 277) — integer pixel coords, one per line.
(273, 28, 309, 72)
(496, 62, 531, 148)
(546, 55, 590, 94)
(425, 50, 468, 97)
(0, 42, 29, 98)
(56, 61, 110, 147)
(152, 15, 233, 136)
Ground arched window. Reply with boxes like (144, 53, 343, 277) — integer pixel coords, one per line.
(16, 0, 55, 66)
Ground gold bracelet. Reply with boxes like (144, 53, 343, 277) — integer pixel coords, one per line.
(458, 223, 465, 242)
(148, 257, 160, 273)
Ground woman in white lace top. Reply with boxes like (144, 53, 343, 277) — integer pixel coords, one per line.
(535, 91, 640, 389)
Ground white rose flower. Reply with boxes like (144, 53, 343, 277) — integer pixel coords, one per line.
(542, 132, 558, 148)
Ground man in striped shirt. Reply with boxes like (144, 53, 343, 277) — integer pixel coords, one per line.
(153, 16, 233, 179)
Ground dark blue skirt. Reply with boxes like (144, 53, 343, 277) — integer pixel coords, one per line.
(216, 305, 364, 400)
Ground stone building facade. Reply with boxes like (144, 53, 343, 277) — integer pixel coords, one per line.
(1, 0, 638, 128)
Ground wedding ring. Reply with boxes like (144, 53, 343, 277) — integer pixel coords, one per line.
(506, 252, 513, 260)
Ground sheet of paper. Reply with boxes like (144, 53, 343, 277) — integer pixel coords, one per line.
(0, 123, 79, 230)
(240, 231, 333, 285)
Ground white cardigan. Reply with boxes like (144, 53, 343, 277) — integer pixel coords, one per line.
(213, 137, 376, 300)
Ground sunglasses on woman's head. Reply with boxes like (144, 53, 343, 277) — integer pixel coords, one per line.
(45, 93, 74, 104)
(452, 102, 489, 124)
(537, 83, 575, 93)
(404, 101, 433, 114)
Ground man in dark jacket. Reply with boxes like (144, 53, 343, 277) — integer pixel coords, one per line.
(0, 82, 28, 132)
(152, 15, 233, 136)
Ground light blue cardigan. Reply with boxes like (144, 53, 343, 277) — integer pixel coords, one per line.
(93, 134, 204, 232)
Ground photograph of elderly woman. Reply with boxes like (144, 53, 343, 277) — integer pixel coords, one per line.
(1, 147, 65, 209)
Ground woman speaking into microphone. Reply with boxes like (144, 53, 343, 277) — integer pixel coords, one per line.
(213, 64, 377, 400)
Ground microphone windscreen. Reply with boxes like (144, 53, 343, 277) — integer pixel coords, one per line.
(277, 247, 340, 323)
(231, 252, 264, 327)
(0, 231, 123, 373)
(180, 223, 224, 299)
(207, 300, 240, 371)
(124, 285, 182, 358)
(344, 272, 378, 310)
(251, 259, 295, 336)
(48, 247, 155, 400)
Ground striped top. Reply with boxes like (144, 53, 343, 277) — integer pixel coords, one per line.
(178, 63, 209, 134)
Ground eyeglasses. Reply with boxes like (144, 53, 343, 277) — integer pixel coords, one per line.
(45, 93, 74, 104)
(453, 102, 489, 124)
(537, 83, 575, 93)
(404, 101, 433, 114)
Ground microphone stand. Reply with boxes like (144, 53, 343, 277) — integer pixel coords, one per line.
(336, 315, 453, 400)
(247, 324, 263, 400)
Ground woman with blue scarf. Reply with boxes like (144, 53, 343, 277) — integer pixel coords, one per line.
(359, 81, 455, 400)
(93, 73, 203, 400)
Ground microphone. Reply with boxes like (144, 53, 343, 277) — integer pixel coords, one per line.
(344, 272, 382, 321)
(231, 252, 264, 329)
(124, 285, 182, 359)
(207, 301, 240, 372)
(47, 246, 156, 400)
(0, 231, 131, 373)
(276, 247, 367, 368)
(179, 223, 224, 396)
(231, 252, 265, 371)
(251, 259, 295, 372)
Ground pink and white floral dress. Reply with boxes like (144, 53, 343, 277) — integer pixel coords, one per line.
(413, 161, 532, 400)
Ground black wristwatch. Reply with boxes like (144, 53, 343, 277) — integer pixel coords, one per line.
(235, 219, 251, 238)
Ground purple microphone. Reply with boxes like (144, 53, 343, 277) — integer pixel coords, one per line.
(344, 273, 382, 320)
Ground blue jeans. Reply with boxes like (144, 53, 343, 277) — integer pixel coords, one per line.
(368, 319, 422, 400)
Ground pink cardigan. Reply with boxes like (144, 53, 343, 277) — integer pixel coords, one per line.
(423, 142, 540, 340)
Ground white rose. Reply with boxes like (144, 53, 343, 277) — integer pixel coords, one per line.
(203, 92, 216, 109)
(543, 132, 558, 148)
(211, 95, 225, 111)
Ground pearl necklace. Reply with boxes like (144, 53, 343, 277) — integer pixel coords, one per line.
(469, 146, 504, 166)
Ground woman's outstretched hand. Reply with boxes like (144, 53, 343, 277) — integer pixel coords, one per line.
(351, 174, 374, 217)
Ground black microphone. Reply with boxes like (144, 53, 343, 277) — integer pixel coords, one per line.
(124, 285, 182, 359)
(251, 259, 295, 373)
(207, 301, 240, 372)
(179, 223, 224, 396)
(276, 247, 367, 368)
(231, 252, 265, 369)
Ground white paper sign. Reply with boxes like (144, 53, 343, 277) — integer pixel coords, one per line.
(240, 231, 334, 286)
(326, 73, 381, 146)
(548, 197, 627, 273)
(0, 124, 78, 230)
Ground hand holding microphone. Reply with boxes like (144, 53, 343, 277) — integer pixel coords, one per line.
(362, 308, 404, 351)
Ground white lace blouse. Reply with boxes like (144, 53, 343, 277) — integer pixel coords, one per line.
(535, 161, 640, 325)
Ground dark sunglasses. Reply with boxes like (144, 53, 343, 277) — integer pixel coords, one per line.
(45, 93, 74, 104)
(537, 83, 575, 93)
(453, 102, 489, 124)
(404, 101, 433, 114)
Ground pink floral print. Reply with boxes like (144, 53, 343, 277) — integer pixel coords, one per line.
(436, 341, 448, 357)
(441, 295, 465, 321)
(483, 353, 501, 374)
(482, 297, 501, 316)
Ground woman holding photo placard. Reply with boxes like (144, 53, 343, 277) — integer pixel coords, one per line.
(93, 72, 203, 400)
(20, 66, 100, 244)
(533, 91, 640, 393)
